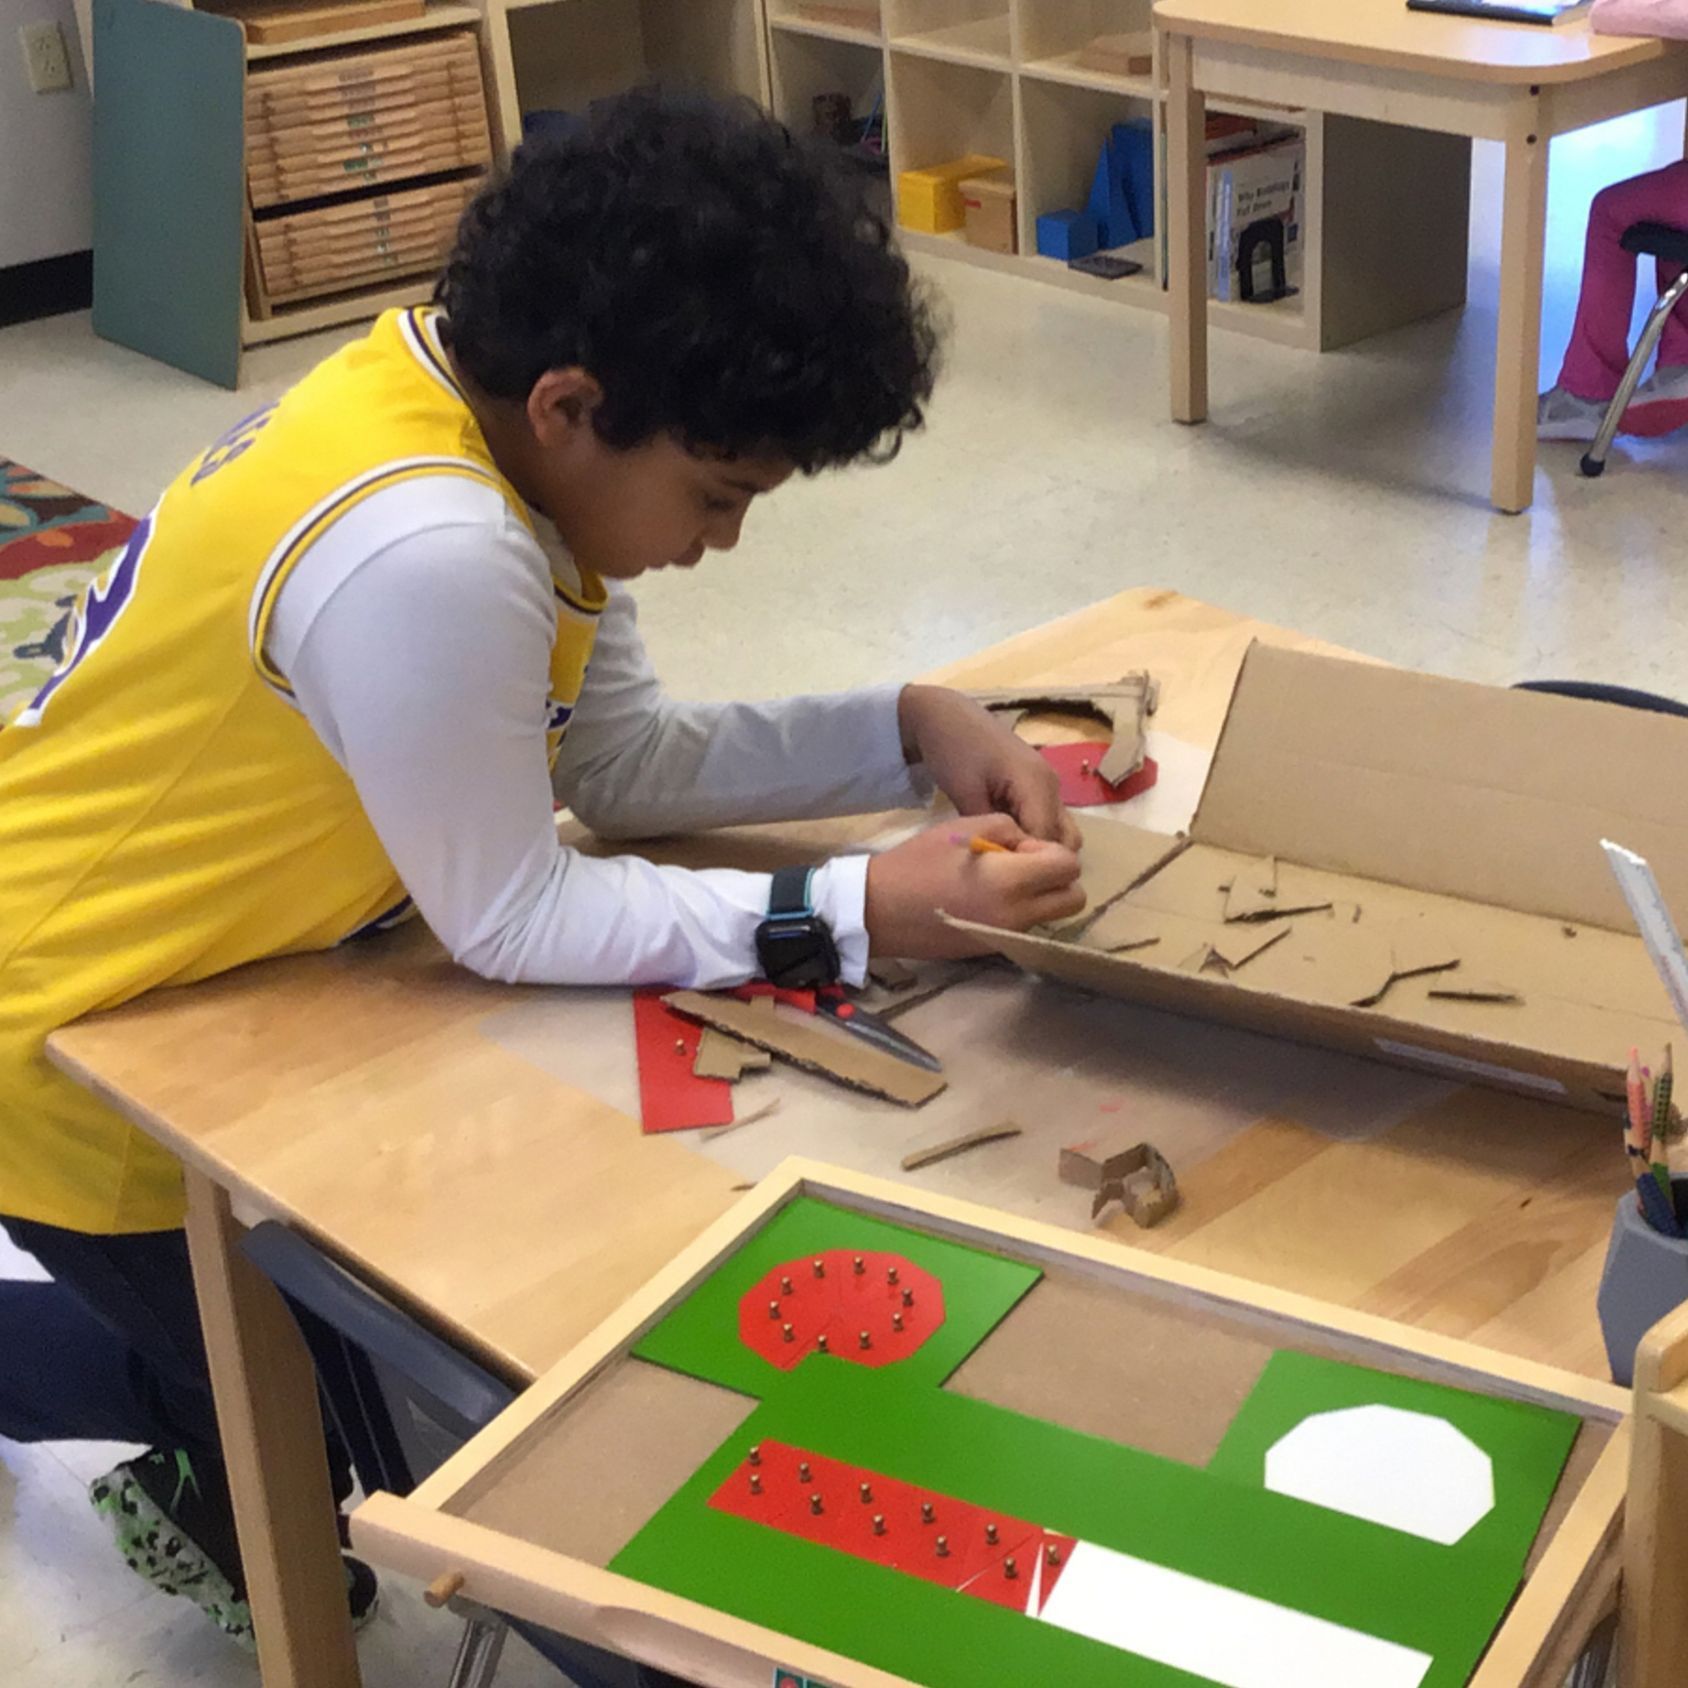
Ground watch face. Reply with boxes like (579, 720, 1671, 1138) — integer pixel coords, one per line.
(758, 921, 840, 989)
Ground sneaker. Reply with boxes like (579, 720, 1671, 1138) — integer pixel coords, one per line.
(90, 1447, 378, 1643)
(1537, 385, 1610, 442)
(1622, 362, 1688, 437)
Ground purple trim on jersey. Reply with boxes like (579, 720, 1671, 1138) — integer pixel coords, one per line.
(345, 894, 414, 942)
(17, 513, 153, 727)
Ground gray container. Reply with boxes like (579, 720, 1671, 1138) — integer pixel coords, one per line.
(1596, 1185, 1688, 1387)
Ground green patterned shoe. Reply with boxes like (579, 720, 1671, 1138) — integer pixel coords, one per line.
(90, 1449, 254, 1642)
(90, 1447, 379, 1643)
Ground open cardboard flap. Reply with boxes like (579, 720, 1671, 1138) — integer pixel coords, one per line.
(947, 645, 1688, 1112)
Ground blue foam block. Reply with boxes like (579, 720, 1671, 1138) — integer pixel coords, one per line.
(1036, 209, 1099, 262)
(1087, 138, 1136, 249)
(1111, 119, 1156, 243)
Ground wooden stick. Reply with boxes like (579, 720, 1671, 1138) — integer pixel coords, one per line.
(900, 1123, 1022, 1172)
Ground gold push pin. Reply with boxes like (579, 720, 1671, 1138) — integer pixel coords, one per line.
(809, 1493, 824, 1516)
(853, 1255, 865, 1274)
(858, 1330, 871, 1351)
(985, 1522, 998, 1546)
(816, 1332, 829, 1354)
(859, 1482, 873, 1504)
(1004, 1557, 1018, 1580)
(748, 1444, 762, 1465)
(1080, 759, 1091, 774)
(799, 1461, 812, 1483)
(901, 1288, 915, 1308)
(780, 1275, 794, 1295)
(674, 1038, 687, 1054)
(749, 1473, 762, 1495)
(872, 1514, 886, 1536)
(782, 1322, 795, 1343)
(1046, 1544, 1062, 1567)
(892, 1312, 904, 1333)
(936, 1535, 950, 1558)
(887, 1266, 900, 1285)
(920, 1501, 935, 1524)
(768, 1299, 780, 1319)
(812, 1258, 825, 1278)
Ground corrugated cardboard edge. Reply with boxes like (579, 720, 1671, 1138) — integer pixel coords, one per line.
(663, 992, 946, 1108)
(940, 914, 1623, 1110)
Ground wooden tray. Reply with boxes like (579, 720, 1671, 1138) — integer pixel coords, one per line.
(248, 100, 489, 164)
(244, 29, 480, 98)
(248, 136, 490, 207)
(351, 1160, 1630, 1688)
(254, 173, 476, 236)
(249, 84, 483, 140)
(246, 61, 482, 122)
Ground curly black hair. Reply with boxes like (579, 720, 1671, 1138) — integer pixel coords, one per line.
(437, 88, 941, 472)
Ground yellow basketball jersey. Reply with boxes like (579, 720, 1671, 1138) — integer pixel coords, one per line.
(0, 307, 605, 1234)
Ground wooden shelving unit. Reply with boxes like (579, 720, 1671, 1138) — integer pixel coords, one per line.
(763, 0, 1472, 353)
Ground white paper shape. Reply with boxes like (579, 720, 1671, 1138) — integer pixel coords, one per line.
(1265, 1404, 1495, 1546)
(1037, 1540, 1433, 1688)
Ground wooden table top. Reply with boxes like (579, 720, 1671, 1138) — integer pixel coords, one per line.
(1152, 0, 1674, 83)
(48, 587, 1629, 1385)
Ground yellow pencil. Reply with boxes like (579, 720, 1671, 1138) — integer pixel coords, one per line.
(968, 835, 1011, 856)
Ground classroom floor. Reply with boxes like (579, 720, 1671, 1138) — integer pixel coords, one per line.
(1, 107, 1679, 1688)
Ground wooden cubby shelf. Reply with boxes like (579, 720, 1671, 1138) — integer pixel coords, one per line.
(768, 0, 1473, 352)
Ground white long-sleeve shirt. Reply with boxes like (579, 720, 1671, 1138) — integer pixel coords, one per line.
(263, 478, 932, 989)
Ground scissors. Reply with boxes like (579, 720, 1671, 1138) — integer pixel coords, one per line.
(731, 983, 943, 1073)
(814, 985, 943, 1073)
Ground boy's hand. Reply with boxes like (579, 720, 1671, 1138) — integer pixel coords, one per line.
(898, 684, 1082, 850)
(865, 814, 1085, 959)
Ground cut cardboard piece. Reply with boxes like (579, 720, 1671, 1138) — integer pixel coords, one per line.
(663, 991, 946, 1108)
(967, 675, 1159, 786)
(1428, 981, 1523, 1004)
(901, 1122, 1024, 1172)
(947, 643, 1688, 1113)
(693, 1029, 771, 1082)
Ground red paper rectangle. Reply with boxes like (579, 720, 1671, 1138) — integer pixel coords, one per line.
(633, 989, 735, 1134)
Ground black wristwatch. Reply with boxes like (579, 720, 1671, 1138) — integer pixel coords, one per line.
(756, 865, 841, 989)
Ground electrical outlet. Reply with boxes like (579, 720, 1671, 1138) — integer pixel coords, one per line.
(20, 21, 72, 93)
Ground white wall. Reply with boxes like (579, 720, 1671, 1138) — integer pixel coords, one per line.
(0, 0, 93, 267)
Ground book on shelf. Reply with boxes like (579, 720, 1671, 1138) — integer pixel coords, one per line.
(1207, 136, 1304, 301)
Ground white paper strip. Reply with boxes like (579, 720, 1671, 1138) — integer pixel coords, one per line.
(1602, 838, 1688, 1038)
(1037, 1540, 1434, 1688)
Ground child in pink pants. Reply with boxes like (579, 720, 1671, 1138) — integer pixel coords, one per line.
(1539, 159, 1688, 441)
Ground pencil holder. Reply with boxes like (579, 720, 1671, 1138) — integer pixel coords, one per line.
(1596, 1184, 1688, 1387)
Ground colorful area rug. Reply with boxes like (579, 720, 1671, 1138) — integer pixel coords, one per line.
(0, 460, 136, 725)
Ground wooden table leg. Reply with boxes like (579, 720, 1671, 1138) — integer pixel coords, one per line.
(183, 1170, 362, 1688)
(1491, 98, 1548, 514)
(1621, 1301, 1688, 1688)
(1166, 30, 1209, 425)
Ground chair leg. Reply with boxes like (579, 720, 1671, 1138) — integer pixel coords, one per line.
(1582, 270, 1688, 477)
(446, 1615, 509, 1688)
(1565, 1613, 1618, 1688)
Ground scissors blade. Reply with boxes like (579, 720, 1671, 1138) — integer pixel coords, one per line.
(817, 996, 944, 1072)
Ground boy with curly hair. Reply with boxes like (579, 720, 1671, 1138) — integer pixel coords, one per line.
(0, 89, 1082, 1647)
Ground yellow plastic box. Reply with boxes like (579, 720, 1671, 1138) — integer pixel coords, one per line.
(897, 154, 1009, 234)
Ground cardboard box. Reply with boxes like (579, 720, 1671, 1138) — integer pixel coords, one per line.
(959, 173, 1015, 254)
(951, 644, 1688, 1115)
(897, 154, 1008, 234)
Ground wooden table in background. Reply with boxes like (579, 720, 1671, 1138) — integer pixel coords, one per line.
(1155, 0, 1688, 513)
(48, 588, 1632, 1686)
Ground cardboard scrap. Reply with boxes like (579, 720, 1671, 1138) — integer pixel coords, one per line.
(1223, 855, 1332, 923)
(1386, 924, 1463, 981)
(868, 958, 920, 991)
(900, 1122, 1023, 1172)
(1427, 980, 1523, 1003)
(1208, 924, 1290, 972)
(1179, 943, 1215, 973)
(692, 1028, 771, 1081)
(1048, 817, 1190, 941)
(1060, 1141, 1180, 1228)
(968, 674, 1158, 786)
(663, 990, 946, 1107)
